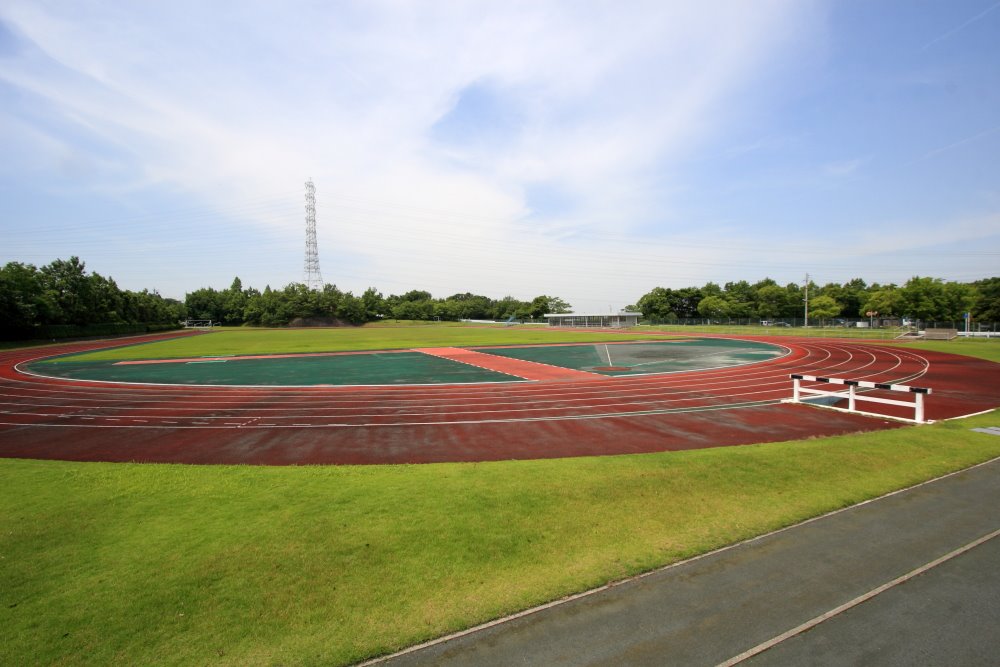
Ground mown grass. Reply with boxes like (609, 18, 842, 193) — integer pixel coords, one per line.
(889, 337, 1000, 364)
(49, 326, 673, 362)
(637, 322, 1000, 343)
(636, 323, 909, 340)
(3, 411, 1000, 666)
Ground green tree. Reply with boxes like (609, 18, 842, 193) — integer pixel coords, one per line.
(546, 296, 572, 314)
(86, 273, 124, 323)
(972, 277, 1000, 322)
(781, 282, 803, 318)
(723, 281, 754, 319)
(860, 286, 902, 318)
(362, 287, 387, 321)
(0, 262, 51, 334)
(940, 282, 977, 322)
(756, 284, 790, 319)
(697, 295, 731, 319)
(701, 282, 723, 297)
(636, 287, 673, 320)
(392, 299, 434, 321)
(222, 277, 248, 325)
(400, 289, 433, 302)
(283, 283, 324, 319)
(809, 295, 842, 324)
(185, 287, 226, 323)
(900, 277, 948, 321)
(338, 292, 367, 324)
(39, 256, 91, 325)
(526, 295, 551, 319)
(491, 296, 527, 320)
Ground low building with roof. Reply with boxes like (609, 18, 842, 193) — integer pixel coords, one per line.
(543, 312, 642, 328)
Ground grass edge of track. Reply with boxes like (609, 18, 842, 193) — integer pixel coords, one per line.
(3, 409, 1000, 666)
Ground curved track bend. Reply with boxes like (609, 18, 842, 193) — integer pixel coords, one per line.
(0, 333, 996, 465)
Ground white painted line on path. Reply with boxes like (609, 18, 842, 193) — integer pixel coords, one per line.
(716, 527, 1000, 666)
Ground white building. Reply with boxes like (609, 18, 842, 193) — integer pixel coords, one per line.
(543, 312, 642, 328)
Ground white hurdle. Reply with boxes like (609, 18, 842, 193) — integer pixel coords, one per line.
(789, 374, 932, 424)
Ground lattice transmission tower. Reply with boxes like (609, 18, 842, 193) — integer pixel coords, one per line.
(303, 179, 324, 290)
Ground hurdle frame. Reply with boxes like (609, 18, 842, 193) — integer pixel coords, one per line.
(788, 374, 932, 424)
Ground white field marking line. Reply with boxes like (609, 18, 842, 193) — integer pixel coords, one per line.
(11, 360, 531, 389)
(0, 384, 794, 421)
(0, 384, 793, 419)
(716, 527, 1000, 667)
(411, 349, 532, 381)
(4, 342, 932, 407)
(361, 457, 1000, 666)
(453, 349, 607, 378)
(0, 388, 791, 422)
(1, 349, 925, 414)
(0, 363, 918, 411)
(795, 343, 930, 397)
(0, 397, 787, 430)
(796, 342, 929, 388)
(0, 376, 797, 410)
(4, 342, 804, 393)
(605, 344, 613, 366)
(0, 379, 806, 420)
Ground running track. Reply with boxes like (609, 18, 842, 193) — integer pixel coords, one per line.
(0, 332, 997, 465)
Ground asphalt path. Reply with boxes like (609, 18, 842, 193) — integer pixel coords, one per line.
(376, 455, 1000, 666)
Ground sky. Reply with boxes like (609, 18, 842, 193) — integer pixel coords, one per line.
(1, 0, 998, 312)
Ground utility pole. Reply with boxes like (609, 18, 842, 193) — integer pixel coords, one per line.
(303, 179, 324, 290)
(803, 273, 810, 327)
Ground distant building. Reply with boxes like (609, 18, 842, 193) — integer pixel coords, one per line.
(543, 312, 642, 328)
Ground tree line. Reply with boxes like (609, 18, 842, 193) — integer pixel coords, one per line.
(185, 280, 573, 327)
(3, 256, 998, 339)
(0, 257, 184, 339)
(632, 276, 1000, 324)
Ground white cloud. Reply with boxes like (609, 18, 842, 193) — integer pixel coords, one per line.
(0, 1, 876, 307)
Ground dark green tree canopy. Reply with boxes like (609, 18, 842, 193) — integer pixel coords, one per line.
(4, 257, 996, 338)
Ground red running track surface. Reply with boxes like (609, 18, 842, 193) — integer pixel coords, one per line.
(0, 333, 997, 465)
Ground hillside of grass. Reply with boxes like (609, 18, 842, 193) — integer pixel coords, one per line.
(3, 410, 1000, 666)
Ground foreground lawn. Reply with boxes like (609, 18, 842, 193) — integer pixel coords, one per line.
(52, 326, 673, 362)
(3, 410, 1000, 666)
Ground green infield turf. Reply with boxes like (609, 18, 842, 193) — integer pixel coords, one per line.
(27, 351, 523, 386)
(25, 334, 784, 386)
(3, 410, 1000, 666)
(481, 338, 784, 375)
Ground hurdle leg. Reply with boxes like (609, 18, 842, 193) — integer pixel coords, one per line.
(792, 377, 800, 403)
(848, 385, 856, 412)
(916, 393, 925, 424)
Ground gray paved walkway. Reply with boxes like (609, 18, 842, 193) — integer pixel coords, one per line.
(380, 457, 1000, 666)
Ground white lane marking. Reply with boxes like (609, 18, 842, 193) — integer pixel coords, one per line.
(716, 527, 1000, 666)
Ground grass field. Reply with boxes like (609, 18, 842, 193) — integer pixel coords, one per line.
(48, 326, 673, 363)
(3, 327, 999, 665)
(2, 411, 999, 666)
(637, 322, 1000, 342)
(887, 337, 1000, 364)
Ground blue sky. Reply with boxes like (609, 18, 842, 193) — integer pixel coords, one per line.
(1, 0, 998, 312)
